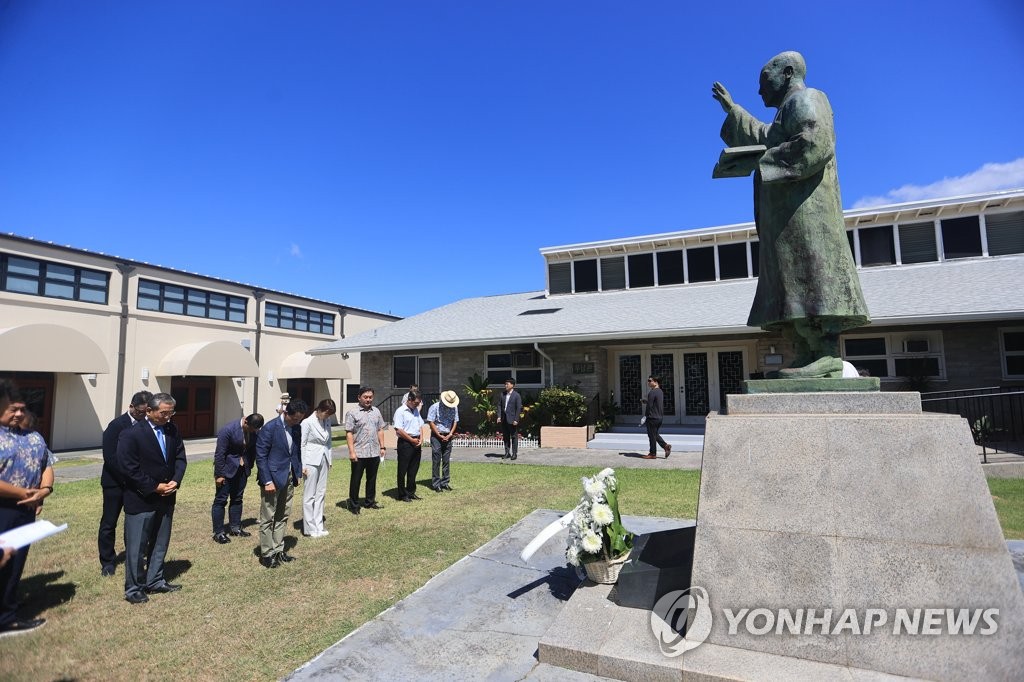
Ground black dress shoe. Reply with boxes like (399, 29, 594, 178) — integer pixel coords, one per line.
(124, 593, 149, 604)
(510, 454, 517, 460)
(399, 496, 411, 503)
(101, 565, 116, 577)
(146, 583, 182, 594)
(442, 484, 453, 491)
(348, 501, 361, 515)
(409, 494, 422, 500)
(213, 532, 231, 544)
(433, 486, 443, 493)
(277, 552, 295, 563)
(228, 527, 251, 537)
(364, 501, 383, 509)
(502, 453, 510, 460)
(0, 617, 46, 636)
(260, 555, 280, 569)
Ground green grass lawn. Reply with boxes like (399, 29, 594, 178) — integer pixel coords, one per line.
(1, 461, 1019, 681)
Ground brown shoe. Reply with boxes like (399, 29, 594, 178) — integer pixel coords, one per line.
(664, 444, 672, 459)
(641, 454, 657, 459)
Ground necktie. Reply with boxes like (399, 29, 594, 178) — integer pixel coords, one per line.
(155, 426, 167, 461)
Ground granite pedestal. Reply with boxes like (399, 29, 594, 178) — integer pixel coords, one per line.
(687, 392, 1024, 680)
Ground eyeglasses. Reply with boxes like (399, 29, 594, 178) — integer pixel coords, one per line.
(152, 410, 176, 417)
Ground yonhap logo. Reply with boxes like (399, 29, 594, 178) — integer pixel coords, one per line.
(650, 586, 713, 657)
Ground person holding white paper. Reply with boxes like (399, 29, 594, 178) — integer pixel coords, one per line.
(0, 379, 53, 637)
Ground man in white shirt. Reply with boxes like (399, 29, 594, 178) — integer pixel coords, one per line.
(393, 391, 424, 502)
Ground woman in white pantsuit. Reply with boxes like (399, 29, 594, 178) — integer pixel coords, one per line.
(301, 399, 336, 537)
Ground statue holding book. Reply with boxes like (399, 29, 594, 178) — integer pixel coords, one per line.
(712, 51, 869, 377)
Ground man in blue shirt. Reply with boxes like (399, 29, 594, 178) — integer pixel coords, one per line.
(427, 390, 460, 493)
(393, 391, 424, 502)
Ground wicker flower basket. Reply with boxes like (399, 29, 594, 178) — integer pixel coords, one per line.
(583, 549, 631, 584)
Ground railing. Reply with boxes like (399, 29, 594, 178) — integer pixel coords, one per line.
(920, 387, 1024, 459)
(376, 392, 441, 422)
(587, 393, 601, 426)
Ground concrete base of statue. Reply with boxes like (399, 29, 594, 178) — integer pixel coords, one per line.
(538, 392, 1024, 681)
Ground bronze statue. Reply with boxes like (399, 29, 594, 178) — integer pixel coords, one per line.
(712, 51, 869, 377)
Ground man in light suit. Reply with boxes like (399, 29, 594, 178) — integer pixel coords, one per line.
(116, 393, 187, 604)
(496, 378, 523, 460)
(211, 413, 265, 544)
(255, 399, 308, 568)
(97, 390, 152, 577)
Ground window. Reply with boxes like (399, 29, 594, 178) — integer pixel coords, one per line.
(573, 260, 598, 292)
(627, 253, 654, 288)
(600, 257, 625, 290)
(858, 225, 896, 267)
(750, 241, 760, 277)
(898, 221, 938, 264)
(138, 278, 247, 322)
(718, 242, 748, 280)
(265, 303, 333, 334)
(986, 211, 1024, 256)
(392, 355, 441, 392)
(1, 253, 109, 304)
(548, 262, 571, 294)
(1000, 328, 1024, 379)
(842, 332, 945, 380)
(486, 350, 542, 386)
(657, 250, 684, 285)
(687, 246, 716, 283)
(941, 216, 982, 259)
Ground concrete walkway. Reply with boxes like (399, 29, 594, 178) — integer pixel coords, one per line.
(286, 509, 691, 682)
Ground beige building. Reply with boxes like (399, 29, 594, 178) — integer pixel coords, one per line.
(0, 234, 397, 450)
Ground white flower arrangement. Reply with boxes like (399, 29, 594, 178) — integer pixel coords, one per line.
(565, 468, 634, 567)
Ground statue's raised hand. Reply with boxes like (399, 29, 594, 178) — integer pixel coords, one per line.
(712, 82, 733, 113)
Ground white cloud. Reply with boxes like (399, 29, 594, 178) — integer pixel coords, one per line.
(290, 243, 302, 258)
(853, 157, 1024, 209)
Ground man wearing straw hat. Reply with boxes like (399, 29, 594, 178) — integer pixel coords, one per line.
(427, 390, 460, 493)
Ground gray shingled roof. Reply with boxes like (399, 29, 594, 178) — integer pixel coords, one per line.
(309, 255, 1024, 354)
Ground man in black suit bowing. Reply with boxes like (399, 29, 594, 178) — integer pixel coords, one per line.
(97, 390, 152, 577)
(255, 399, 308, 568)
(116, 393, 187, 604)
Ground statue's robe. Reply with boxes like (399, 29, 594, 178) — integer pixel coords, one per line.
(721, 87, 869, 332)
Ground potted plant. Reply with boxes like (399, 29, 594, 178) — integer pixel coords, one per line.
(565, 468, 634, 583)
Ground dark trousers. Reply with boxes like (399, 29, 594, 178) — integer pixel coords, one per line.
(123, 507, 174, 599)
(98, 484, 124, 569)
(396, 439, 421, 499)
(211, 470, 248, 534)
(349, 456, 380, 504)
(501, 421, 519, 455)
(0, 505, 34, 626)
(646, 418, 668, 455)
(430, 434, 453, 488)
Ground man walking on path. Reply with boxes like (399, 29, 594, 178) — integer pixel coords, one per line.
(641, 376, 671, 460)
(496, 379, 522, 460)
(344, 387, 386, 514)
(427, 390, 460, 492)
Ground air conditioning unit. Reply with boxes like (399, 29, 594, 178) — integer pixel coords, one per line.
(902, 338, 930, 353)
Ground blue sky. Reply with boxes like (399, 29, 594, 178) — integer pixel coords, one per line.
(1, 1, 1022, 318)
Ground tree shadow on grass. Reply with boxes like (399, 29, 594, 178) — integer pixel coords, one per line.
(18, 570, 75, 619)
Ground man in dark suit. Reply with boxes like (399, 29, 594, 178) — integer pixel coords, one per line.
(255, 399, 308, 568)
(496, 378, 523, 460)
(211, 413, 265, 544)
(97, 390, 152, 577)
(116, 392, 187, 604)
